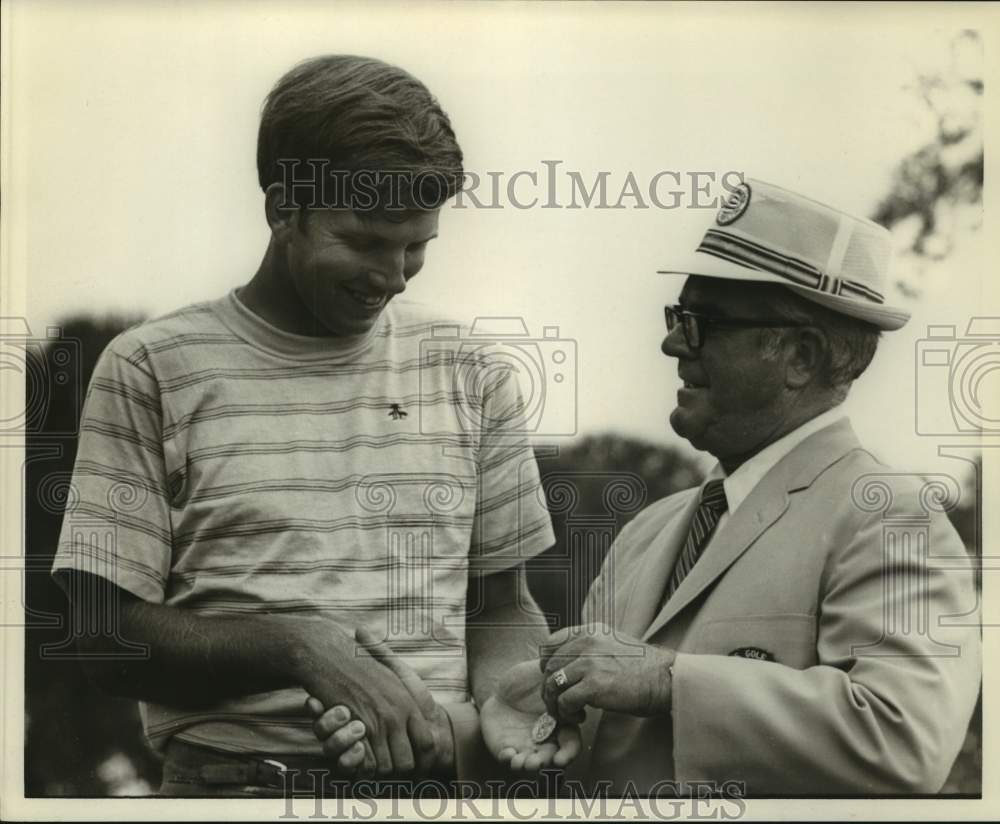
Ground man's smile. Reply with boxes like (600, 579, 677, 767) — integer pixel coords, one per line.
(679, 371, 707, 390)
(343, 287, 388, 310)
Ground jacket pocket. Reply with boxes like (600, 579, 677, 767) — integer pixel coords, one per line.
(694, 613, 817, 669)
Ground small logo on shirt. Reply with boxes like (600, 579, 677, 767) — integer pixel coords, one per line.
(388, 403, 408, 420)
(728, 646, 775, 662)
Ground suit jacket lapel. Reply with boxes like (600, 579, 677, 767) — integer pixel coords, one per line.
(641, 418, 863, 641)
(618, 489, 700, 637)
(643, 480, 788, 639)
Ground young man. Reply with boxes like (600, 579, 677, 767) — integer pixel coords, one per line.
(52, 54, 576, 796)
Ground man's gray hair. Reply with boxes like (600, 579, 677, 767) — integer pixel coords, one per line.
(760, 286, 881, 394)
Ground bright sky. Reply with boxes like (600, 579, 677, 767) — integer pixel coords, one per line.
(4, 0, 995, 482)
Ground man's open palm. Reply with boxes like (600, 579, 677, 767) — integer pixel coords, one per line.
(480, 659, 581, 772)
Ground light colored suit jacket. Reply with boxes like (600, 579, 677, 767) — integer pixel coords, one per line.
(572, 419, 980, 795)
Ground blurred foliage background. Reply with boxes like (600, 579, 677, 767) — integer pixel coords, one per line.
(21, 27, 982, 799)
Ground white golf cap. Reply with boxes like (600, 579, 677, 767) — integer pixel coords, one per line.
(658, 178, 910, 331)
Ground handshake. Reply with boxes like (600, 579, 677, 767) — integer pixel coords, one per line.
(303, 627, 582, 778)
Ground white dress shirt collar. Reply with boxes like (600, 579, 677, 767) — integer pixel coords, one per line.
(707, 406, 847, 518)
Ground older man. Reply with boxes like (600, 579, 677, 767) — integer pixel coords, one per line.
(525, 179, 980, 794)
(52, 54, 578, 796)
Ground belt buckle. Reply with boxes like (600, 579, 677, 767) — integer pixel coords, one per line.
(259, 758, 289, 789)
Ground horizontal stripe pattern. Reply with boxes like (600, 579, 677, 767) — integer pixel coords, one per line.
(154, 352, 506, 394)
(698, 228, 885, 304)
(54, 293, 555, 755)
(159, 391, 474, 440)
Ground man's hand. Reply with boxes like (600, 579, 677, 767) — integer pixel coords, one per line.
(305, 627, 453, 778)
(539, 623, 676, 719)
(291, 623, 439, 778)
(305, 698, 372, 775)
(480, 659, 581, 772)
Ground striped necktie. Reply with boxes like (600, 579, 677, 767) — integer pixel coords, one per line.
(663, 479, 728, 604)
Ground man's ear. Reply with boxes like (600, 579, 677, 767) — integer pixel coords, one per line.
(786, 327, 827, 389)
(264, 182, 300, 240)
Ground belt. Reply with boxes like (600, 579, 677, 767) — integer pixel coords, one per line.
(198, 757, 291, 789)
(163, 739, 455, 794)
(164, 740, 352, 791)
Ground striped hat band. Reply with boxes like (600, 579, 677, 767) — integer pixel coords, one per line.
(698, 229, 885, 305)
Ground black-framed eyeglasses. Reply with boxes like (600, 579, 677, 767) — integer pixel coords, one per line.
(664, 305, 808, 351)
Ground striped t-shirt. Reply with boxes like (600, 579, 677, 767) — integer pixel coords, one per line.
(53, 290, 555, 755)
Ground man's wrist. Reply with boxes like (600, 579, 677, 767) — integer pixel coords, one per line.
(279, 616, 346, 689)
(269, 616, 307, 684)
(441, 701, 496, 782)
